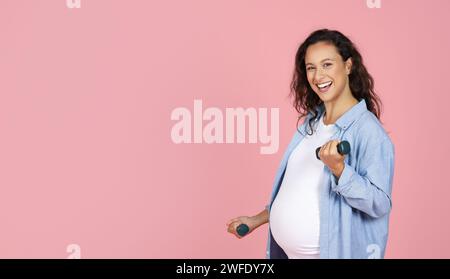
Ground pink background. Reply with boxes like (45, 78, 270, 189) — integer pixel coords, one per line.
(0, 0, 449, 258)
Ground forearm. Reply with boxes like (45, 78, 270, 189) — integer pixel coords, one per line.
(332, 162, 393, 218)
(252, 208, 269, 228)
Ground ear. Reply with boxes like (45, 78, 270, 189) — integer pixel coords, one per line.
(345, 57, 352, 75)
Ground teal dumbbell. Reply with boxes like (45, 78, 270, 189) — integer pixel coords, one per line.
(236, 224, 249, 237)
(315, 140, 350, 160)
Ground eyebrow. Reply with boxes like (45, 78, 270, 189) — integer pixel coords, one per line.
(305, 58, 335, 66)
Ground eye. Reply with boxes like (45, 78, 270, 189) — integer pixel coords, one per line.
(306, 66, 315, 71)
(323, 63, 332, 68)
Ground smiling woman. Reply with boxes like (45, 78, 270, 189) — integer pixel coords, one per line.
(227, 29, 395, 259)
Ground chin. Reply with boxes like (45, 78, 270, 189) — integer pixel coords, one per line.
(315, 91, 336, 103)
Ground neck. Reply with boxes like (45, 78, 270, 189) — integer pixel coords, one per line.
(323, 86, 358, 125)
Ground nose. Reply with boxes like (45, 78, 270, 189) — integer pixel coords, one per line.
(314, 68, 326, 83)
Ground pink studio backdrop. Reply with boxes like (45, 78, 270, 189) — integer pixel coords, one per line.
(0, 0, 449, 258)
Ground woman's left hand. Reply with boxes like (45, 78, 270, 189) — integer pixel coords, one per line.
(318, 140, 345, 179)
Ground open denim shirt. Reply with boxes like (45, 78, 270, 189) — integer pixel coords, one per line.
(265, 99, 395, 259)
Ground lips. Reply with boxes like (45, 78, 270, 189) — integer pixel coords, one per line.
(316, 81, 333, 93)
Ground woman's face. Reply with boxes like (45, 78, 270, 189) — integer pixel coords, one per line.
(305, 41, 352, 103)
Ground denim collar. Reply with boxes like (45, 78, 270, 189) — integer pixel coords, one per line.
(298, 99, 368, 135)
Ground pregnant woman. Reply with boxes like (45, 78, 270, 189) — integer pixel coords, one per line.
(226, 29, 395, 259)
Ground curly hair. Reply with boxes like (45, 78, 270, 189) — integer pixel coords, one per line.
(290, 29, 382, 135)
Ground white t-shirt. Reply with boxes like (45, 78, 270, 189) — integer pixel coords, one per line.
(269, 114, 337, 259)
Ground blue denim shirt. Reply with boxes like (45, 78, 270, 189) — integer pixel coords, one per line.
(265, 99, 395, 259)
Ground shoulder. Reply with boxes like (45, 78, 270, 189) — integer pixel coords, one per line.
(349, 111, 394, 151)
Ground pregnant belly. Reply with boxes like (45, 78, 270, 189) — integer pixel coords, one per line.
(269, 191, 320, 253)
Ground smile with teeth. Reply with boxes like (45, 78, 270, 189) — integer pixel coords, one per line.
(317, 81, 333, 92)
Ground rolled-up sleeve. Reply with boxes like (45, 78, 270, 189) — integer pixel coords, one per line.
(331, 138, 395, 218)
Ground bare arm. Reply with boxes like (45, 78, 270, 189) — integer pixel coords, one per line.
(251, 208, 269, 229)
(227, 208, 269, 238)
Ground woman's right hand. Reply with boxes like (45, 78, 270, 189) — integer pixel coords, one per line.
(226, 216, 256, 239)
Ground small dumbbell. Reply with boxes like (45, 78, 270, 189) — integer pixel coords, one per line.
(315, 140, 350, 160)
(236, 224, 249, 237)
